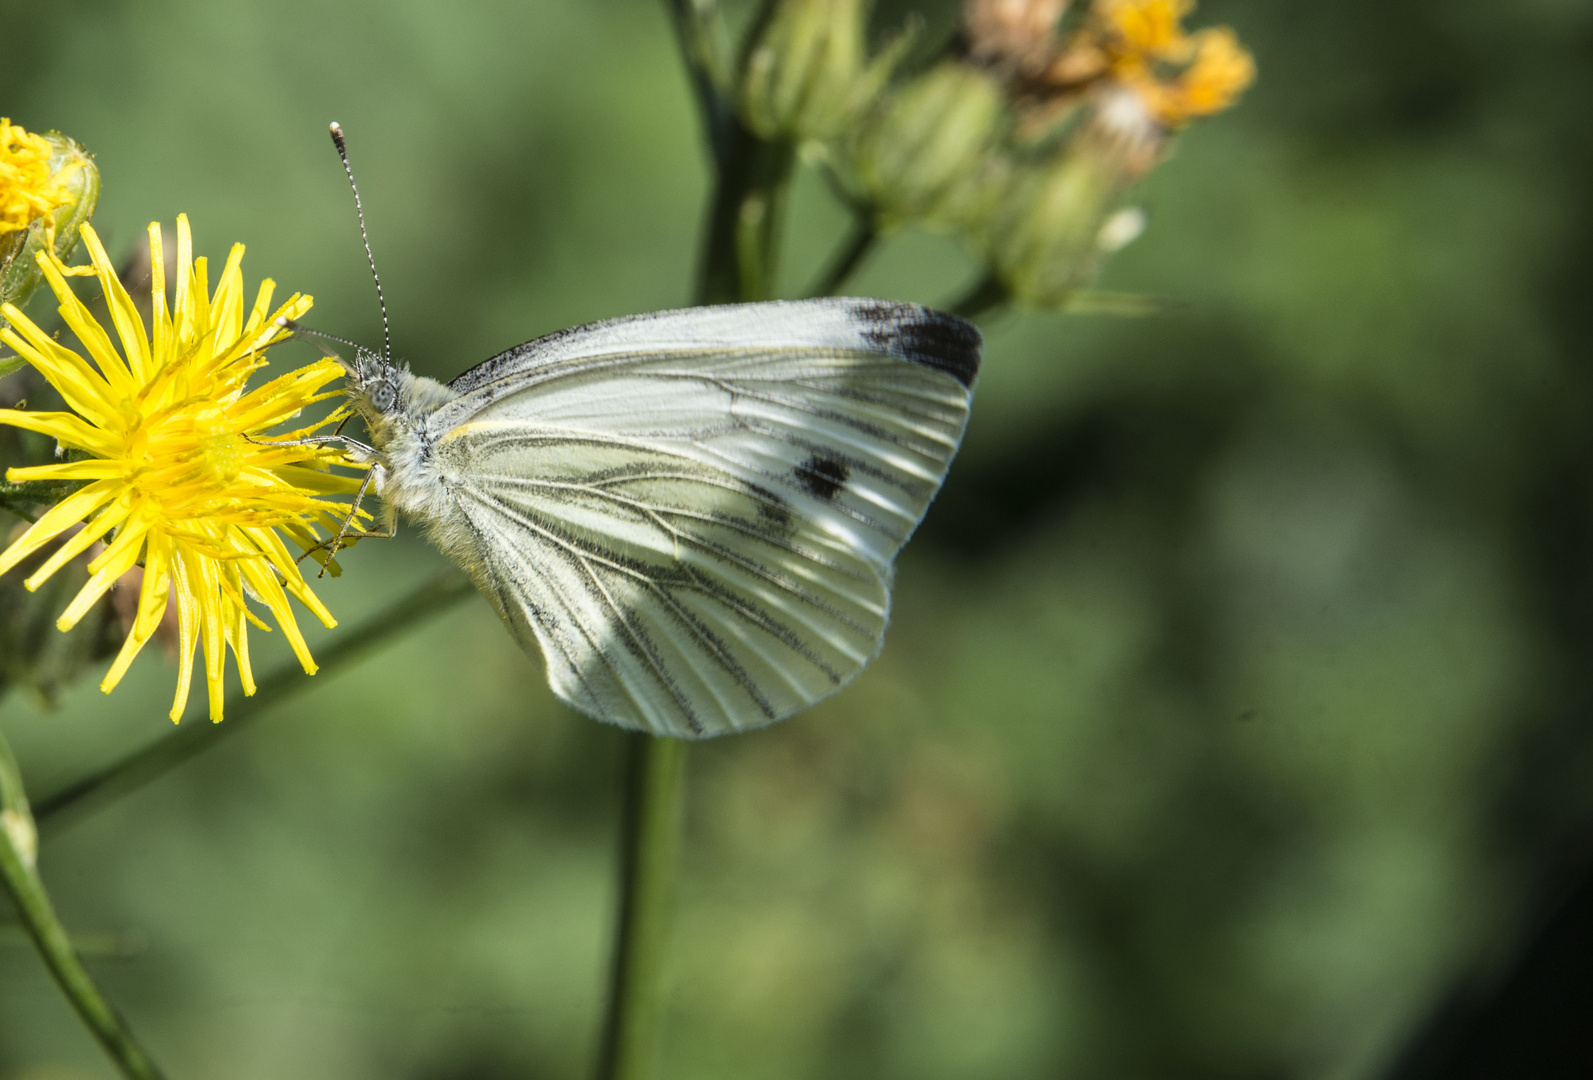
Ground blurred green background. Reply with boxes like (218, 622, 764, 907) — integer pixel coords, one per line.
(4, 0, 1593, 1077)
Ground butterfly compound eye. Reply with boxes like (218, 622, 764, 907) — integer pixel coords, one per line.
(368, 381, 397, 413)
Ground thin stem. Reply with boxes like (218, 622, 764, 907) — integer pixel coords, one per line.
(805, 213, 880, 298)
(2, 478, 81, 523)
(947, 271, 1012, 322)
(35, 568, 475, 836)
(0, 923, 145, 958)
(660, 0, 735, 165)
(0, 729, 167, 1080)
(696, 122, 796, 305)
(593, 735, 687, 1080)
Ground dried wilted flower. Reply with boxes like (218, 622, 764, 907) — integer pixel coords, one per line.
(964, 0, 1072, 76)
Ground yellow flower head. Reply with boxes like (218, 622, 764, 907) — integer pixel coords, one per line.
(1097, 0, 1254, 127)
(0, 119, 79, 237)
(0, 216, 364, 722)
(1099, 0, 1190, 59)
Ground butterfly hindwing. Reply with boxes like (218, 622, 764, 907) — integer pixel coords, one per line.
(427, 298, 980, 737)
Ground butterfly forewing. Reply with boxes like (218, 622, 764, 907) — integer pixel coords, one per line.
(427, 299, 980, 737)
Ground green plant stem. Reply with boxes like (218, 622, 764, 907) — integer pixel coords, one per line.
(593, 734, 687, 1080)
(2, 478, 83, 523)
(805, 213, 879, 298)
(660, 0, 734, 165)
(948, 271, 1012, 322)
(35, 568, 474, 836)
(0, 729, 167, 1080)
(696, 121, 796, 304)
(0, 922, 145, 958)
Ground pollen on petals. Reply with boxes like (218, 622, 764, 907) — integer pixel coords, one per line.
(0, 215, 366, 723)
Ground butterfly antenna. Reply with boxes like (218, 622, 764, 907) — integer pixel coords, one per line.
(329, 121, 392, 365)
(286, 321, 363, 352)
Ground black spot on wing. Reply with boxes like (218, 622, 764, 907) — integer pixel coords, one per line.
(757, 494, 794, 531)
(849, 300, 983, 389)
(795, 453, 849, 501)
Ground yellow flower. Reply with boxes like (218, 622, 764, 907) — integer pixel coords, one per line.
(1141, 26, 1255, 124)
(1097, 0, 1254, 127)
(0, 215, 364, 722)
(1099, 0, 1190, 59)
(0, 119, 79, 237)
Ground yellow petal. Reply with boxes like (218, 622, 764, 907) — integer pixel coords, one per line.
(210, 243, 247, 356)
(241, 278, 277, 342)
(168, 552, 200, 722)
(193, 548, 227, 721)
(173, 215, 195, 346)
(0, 309, 120, 428)
(24, 497, 130, 590)
(132, 531, 173, 641)
(0, 409, 120, 457)
(236, 550, 319, 675)
(149, 221, 172, 372)
(100, 536, 170, 694)
(269, 465, 367, 495)
(246, 523, 336, 628)
(189, 256, 212, 353)
(80, 224, 154, 384)
(0, 480, 119, 578)
(7, 460, 130, 482)
(57, 521, 145, 631)
(231, 590, 257, 697)
(39, 245, 136, 397)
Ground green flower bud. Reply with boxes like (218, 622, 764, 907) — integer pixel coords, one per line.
(740, 0, 909, 142)
(850, 61, 1010, 230)
(985, 87, 1162, 306)
(1, 130, 99, 326)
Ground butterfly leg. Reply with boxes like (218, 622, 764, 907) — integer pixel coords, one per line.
(310, 465, 397, 577)
(243, 428, 378, 459)
(295, 521, 398, 572)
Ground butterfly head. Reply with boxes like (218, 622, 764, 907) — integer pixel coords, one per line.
(340, 346, 402, 416)
(336, 347, 415, 454)
(338, 347, 458, 455)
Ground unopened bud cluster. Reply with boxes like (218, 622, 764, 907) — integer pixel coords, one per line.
(736, 0, 1253, 307)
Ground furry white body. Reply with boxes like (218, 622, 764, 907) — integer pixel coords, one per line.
(342, 298, 981, 738)
(357, 373, 480, 574)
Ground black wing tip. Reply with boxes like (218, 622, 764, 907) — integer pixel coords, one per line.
(846, 299, 983, 390)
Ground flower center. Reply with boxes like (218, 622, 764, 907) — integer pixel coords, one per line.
(124, 400, 254, 517)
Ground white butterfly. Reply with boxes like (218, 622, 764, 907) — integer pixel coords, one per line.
(333, 298, 980, 738)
